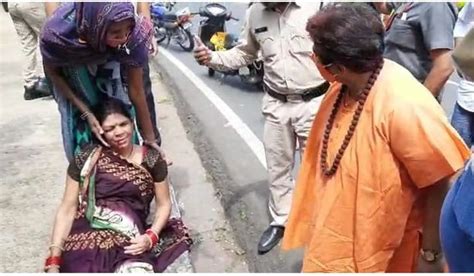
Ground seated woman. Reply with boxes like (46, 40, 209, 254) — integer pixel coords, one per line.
(40, 2, 163, 162)
(44, 98, 191, 273)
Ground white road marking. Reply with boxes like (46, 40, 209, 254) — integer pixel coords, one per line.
(159, 47, 268, 169)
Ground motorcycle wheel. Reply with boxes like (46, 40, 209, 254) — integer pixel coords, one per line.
(208, 68, 215, 77)
(155, 26, 167, 44)
(177, 28, 194, 52)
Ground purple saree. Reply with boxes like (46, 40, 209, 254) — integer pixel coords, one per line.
(61, 146, 192, 273)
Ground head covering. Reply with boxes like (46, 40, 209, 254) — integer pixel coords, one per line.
(40, 2, 152, 67)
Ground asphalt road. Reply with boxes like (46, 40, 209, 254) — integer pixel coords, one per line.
(158, 2, 266, 140)
(155, 3, 305, 272)
(154, 2, 460, 272)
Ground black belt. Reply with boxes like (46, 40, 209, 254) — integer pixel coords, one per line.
(264, 82, 329, 102)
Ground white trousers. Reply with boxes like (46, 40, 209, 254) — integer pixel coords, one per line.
(261, 93, 323, 226)
(8, 2, 46, 88)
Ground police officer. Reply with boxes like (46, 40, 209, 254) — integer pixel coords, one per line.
(194, 2, 327, 255)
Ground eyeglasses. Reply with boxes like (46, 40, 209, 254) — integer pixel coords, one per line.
(310, 52, 334, 69)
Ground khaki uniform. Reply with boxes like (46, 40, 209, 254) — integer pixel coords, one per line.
(209, 2, 325, 226)
(8, 2, 46, 88)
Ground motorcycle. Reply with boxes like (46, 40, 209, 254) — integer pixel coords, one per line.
(151, 3, 194, 52)
(197, 3, 264, 88)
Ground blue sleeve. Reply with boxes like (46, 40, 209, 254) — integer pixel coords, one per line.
(453, 158, 474, 240)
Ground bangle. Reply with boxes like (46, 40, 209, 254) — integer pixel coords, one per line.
(80, 111, 91, 120)
(145, 229, 159, 249)
(49, 244, 64, 252)
(44, 256, 62, 272)
(44, 264, 60, 272)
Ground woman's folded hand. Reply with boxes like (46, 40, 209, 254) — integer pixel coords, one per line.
(123, 234, 152, 255)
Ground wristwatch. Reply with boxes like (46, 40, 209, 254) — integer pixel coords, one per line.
(420, 248, 442, 263)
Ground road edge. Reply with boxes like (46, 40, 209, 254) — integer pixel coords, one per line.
(149, 61, 249, 272)
(150, 58, 258, 271)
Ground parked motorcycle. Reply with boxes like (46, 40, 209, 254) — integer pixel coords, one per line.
(197, 3, 264, 88)
(151, 3, 194, 52)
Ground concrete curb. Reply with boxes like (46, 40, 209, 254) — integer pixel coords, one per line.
(163, 183, 194, 273)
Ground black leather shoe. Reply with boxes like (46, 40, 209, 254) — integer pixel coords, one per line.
(24, 80, 51, 101)
(257, 225, 285, 255)
(34, 78, 52, 95)
(24, 86, 49, 100)
(23, 86, 38, 100)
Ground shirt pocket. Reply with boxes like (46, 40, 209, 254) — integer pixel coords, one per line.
(289, 31, 313, 55)
(255, 33, 278, 60)
(385, 19, 417, 51)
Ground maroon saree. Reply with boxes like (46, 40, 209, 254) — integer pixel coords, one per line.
(60, 146, 192, 273)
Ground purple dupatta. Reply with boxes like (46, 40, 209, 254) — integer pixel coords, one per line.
(40, 2, 152, 67)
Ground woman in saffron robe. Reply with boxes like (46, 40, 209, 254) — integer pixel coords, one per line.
(281, 3, 470, 272)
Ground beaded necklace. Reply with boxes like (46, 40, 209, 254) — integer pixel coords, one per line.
(320, 61, 384, 177)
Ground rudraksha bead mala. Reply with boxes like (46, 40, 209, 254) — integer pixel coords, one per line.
(320, 60, 384, 177)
